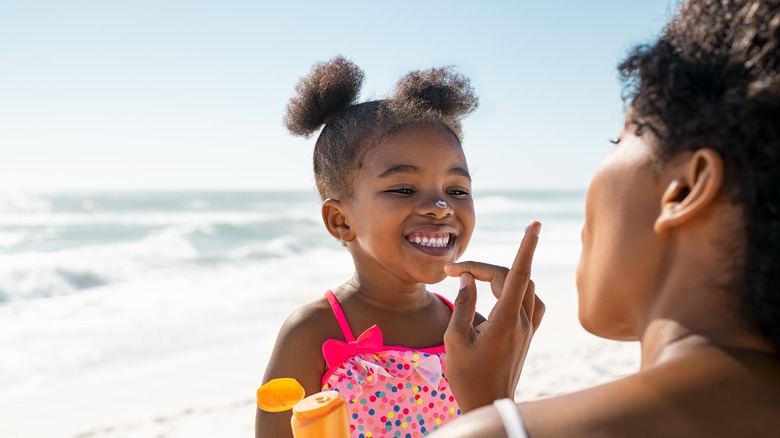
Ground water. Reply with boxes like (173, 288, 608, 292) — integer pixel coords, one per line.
(0, 189, 585, 394)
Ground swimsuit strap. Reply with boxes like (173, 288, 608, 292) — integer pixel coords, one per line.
(324, 290, 454, 342)
(324, 290, 356, 342)
(432, 292, 454, 311)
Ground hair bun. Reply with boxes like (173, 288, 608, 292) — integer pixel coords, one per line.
(284, 56, 365, 137)
(394, 66, 478, 118)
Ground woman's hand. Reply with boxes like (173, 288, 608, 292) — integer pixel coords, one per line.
(443, 221, 545, 412)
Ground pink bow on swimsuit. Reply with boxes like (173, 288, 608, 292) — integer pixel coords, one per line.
(322, 324, 384, 368)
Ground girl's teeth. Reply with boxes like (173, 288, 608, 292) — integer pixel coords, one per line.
(408, 234, 450, 248)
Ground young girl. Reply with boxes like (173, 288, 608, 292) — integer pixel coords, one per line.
(255, 56, 482, 437)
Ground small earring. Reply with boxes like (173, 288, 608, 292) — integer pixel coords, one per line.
(435, 199, 449, 209)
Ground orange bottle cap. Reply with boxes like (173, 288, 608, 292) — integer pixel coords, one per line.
(256, 378, 306, 412)
(292, 391, 343, 420)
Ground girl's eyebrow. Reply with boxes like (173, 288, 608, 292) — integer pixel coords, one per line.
(378, 164, 471, 181)
(378, 164, 419, 178)
(451, 167, 472, 180)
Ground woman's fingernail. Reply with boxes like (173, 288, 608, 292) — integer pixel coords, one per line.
(525, 221, 541, 236)
(460, 273, 470, 289)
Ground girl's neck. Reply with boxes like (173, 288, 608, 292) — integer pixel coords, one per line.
(342, 275, 432, 314)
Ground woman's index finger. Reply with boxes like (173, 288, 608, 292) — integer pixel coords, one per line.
(491, 221, 541, 321)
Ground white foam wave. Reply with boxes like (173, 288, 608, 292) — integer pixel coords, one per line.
(0, 210, 319, 227)
(0, 192, 53, 213)
(228, 235, 311, 259)
(0, 229, 201, 302)
(477, 194, 584, 216)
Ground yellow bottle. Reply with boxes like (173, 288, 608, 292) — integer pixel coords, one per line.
(290, 390, 349, 438)
(257, 378, 350, 438)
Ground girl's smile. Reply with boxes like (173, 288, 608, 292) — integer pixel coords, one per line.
(406, 228, 457, 255)
(407, 231, 452, 248)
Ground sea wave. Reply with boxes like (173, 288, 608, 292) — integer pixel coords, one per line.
(0, 210, 319, 228)
(0, 190, 584, 304)
(476, 193, 584, 219)
(0, 192, 54, 213)
(0, 222, 334, 303)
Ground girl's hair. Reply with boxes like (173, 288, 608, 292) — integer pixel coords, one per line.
(618, 0, 780, 350)
(284, 56, 478, 201)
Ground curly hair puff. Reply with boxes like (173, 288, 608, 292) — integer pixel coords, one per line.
(284, 56, 478, 201)
(618, 0, 780, 350)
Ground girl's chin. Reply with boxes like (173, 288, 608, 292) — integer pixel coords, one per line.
(406, 269, 448, 286)
(428, 274, 448, 285)
(424, 271, 450, 286)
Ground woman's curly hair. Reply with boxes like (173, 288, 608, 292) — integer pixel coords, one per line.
(284, 56, 478, 201)
(618, 0, 780, 350)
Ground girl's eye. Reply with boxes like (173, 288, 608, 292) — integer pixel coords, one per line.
(447, 188, 470, 197)
(609, 138, 621, 145)
(388, 188, 415, 195)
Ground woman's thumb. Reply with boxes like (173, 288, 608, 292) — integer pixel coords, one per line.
(446, 273, 477, 338)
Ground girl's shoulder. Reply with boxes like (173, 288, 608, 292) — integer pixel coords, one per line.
(262, 294, 345, 386)
(278, 294, 342, 343)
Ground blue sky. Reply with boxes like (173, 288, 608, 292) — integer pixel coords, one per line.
(1, 1, 678, 191)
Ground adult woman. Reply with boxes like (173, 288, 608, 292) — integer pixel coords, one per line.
(434, 0, 780, 436)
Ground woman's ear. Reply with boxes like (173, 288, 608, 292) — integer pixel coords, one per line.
(322, 198, 355, 243)
(654, 148, 725, 233)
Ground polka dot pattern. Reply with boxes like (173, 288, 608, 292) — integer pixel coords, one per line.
(322, 350, 461, 436)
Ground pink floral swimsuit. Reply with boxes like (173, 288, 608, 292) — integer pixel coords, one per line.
(320, 290, 461, 437)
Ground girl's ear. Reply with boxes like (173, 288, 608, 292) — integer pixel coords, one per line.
(322, 198, 356, 243)
(654, 148, 725, 233)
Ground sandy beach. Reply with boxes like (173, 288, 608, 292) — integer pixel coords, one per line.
(0, 269, 639, 438)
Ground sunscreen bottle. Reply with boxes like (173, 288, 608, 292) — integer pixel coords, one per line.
(257, 378, 349, 438)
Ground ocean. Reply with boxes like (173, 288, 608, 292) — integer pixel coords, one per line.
(0, 190, 585, 396)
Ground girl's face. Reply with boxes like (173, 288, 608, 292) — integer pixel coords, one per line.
(344, 124, 475, 287)
(576, 116, 668, 340)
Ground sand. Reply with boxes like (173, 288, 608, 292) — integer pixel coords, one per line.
(0, 269, 639, 437)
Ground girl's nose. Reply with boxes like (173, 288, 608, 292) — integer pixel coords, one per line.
(420, 197, 453, 218)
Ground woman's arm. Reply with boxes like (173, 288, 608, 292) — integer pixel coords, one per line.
(430, 402, 510, 437)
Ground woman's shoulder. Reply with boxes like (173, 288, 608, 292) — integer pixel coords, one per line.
(517, 347, 780, 437)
